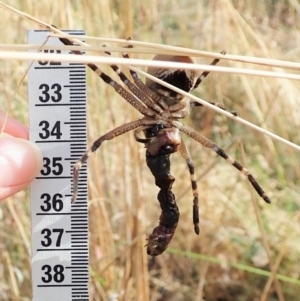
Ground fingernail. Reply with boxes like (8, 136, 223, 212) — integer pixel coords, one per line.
(0, 112, 29, 139)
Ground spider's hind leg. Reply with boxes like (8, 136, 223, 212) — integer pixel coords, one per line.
(173, 120, 271, 204)
(213, 145, 271, 203)
(179, 140, 200, 235)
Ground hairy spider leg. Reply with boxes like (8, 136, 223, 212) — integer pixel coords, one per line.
(173, 120, 271, 204)
(193, 50, 226, 90)
(71, 118, 161, 203)
(59, 37, 158, 119)
(101, 45, 165, 114)
(179, 140, 200, 235)
(121, 42, 169, 110)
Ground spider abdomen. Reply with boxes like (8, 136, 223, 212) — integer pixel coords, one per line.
(146, 55, 196, 105)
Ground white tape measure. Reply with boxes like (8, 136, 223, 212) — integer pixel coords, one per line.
(28, 30, 89, 301)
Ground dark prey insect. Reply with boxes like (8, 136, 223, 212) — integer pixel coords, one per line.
(135, 124, 181, 255)
(58, 34, 271, 256)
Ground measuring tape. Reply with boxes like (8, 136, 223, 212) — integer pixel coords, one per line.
(28, 30, 89, 301)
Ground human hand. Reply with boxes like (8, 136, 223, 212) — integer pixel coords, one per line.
(0, 112, 42, 200)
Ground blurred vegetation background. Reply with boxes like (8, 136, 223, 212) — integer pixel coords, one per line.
(0, 0, 300, 300)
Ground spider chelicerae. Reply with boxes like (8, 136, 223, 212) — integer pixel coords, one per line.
(58, 34, 271, 256)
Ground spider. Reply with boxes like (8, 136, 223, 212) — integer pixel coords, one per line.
(58, 35, 271, 256)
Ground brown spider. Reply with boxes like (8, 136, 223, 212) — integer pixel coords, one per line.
(58, 35, 271, 255)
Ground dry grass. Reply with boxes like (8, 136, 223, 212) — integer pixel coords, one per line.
(0, 0, 300, 300)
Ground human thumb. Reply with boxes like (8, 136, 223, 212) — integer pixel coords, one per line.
(0, 133, 42, 200)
